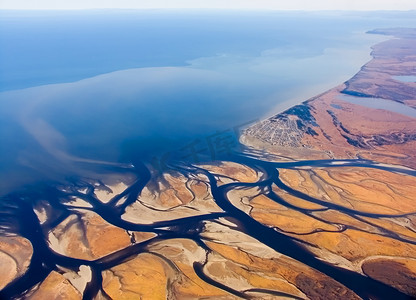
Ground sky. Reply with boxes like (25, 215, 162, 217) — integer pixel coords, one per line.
(0, 0, 415, 10)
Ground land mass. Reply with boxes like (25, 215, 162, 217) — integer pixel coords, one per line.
(242, 28, 416, 168)
(1, 28, 416, 299)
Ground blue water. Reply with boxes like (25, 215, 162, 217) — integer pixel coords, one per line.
(1, 10, 415, 91)
(393, 75, 416, 82)
(0, 10, 415, 193)
(1, 11, 416, 300)
(338, 94, 416, 118)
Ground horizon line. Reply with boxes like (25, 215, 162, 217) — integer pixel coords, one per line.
(0, 8, 415, 12)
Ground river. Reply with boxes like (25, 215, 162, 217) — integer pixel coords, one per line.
(1, 149, 415, 299)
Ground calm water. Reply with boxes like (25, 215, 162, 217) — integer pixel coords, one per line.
(338, 94, 416, 118)
(393, 75, 416, 82)
(1, 10, 416, 193)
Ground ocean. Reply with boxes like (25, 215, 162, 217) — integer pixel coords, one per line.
(0, 9, 415, 193)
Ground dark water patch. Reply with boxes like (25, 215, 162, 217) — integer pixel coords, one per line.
(1, 152, 416, 299)
(341, 90, 374, 98)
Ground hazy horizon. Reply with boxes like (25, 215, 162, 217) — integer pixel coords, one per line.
(1, 0, 415, 11)
(1, 10, 415, 196)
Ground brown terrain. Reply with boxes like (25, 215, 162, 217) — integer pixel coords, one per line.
(240, 27, 416, 298)
(242, 28, 416, 169)
(1, 28, 416, 299)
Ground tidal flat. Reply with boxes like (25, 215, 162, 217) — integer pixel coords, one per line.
(1, 10, 416, 300)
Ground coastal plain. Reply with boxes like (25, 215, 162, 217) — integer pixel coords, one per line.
(241, 27, 416, 298)
(1, 28, 416, 299)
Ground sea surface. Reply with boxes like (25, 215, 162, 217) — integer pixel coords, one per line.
(0, 10, 416, 193)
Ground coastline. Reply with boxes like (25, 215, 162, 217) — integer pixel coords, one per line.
(262, 30, 390, 121)
(2, 27, 416, 299)
(242, 27, 416, 168)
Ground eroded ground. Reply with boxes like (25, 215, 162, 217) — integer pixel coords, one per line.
(1, 28, 416, 299)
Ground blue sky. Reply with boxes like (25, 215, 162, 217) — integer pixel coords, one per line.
(0, 0, 415, 10)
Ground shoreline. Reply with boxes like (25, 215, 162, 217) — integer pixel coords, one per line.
(263, 30, 390, 121)
(242, 27, 416, 168)
(1, 25, 416, 299)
